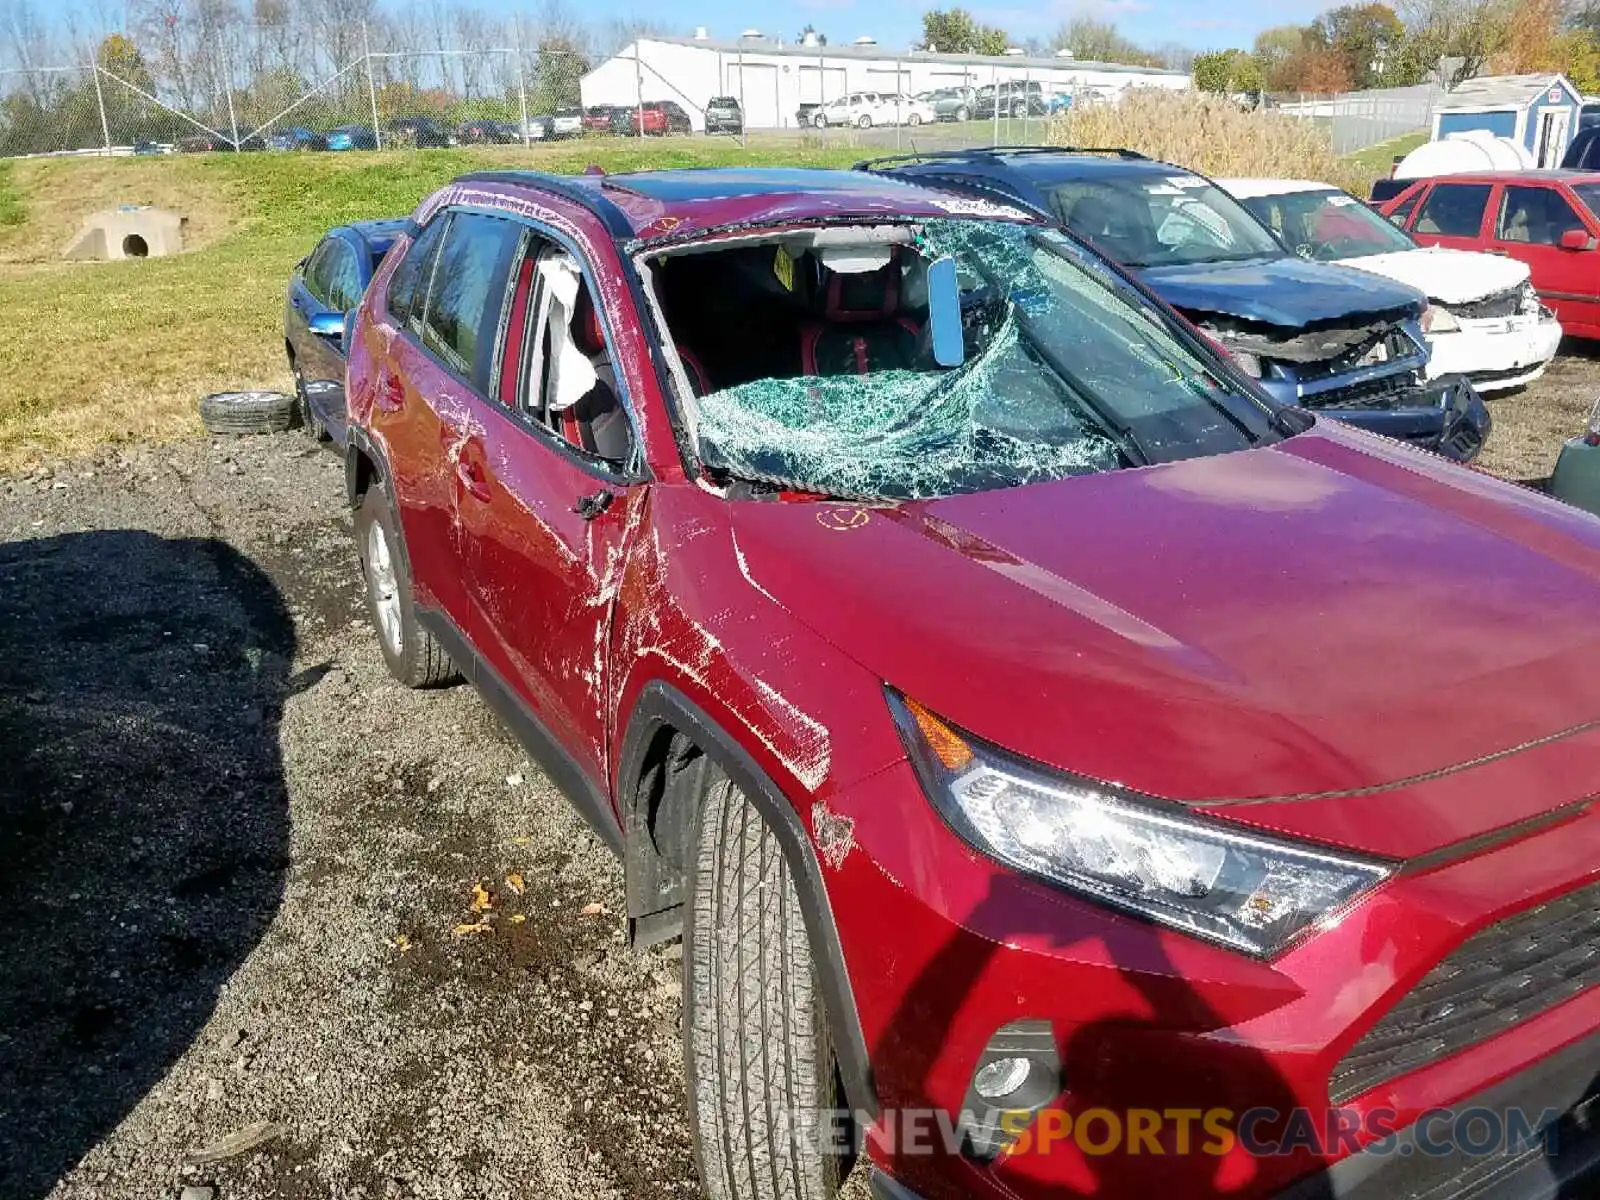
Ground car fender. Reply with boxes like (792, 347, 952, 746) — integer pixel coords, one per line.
(615, 678, 880, 1119)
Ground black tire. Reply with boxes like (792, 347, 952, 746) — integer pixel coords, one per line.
(198, 390, 295, 436)
(813, 113, 827, 129)
(686, 768, 844, 1200)
(856, 114, 871, 129)
(955, 105, 970, 122)
(354, 483, 458, 688)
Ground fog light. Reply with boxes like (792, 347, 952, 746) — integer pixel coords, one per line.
(972, 1056, 1031, 1100)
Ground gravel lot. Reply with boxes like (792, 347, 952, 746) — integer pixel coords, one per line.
(2, 349, 1597, 1200)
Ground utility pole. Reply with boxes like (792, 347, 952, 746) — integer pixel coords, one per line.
(89, 50, 111, 154)
(636, 42, 645, 137)
(513, 16, 530, 147)
(363, 22, 383, 150)
(222, 38, 241, 148)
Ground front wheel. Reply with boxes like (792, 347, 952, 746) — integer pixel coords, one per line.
(856, 113, 871, 129)
(686, 769, 846, 1200)
(955, 105, 970, 122)
(907, 112, 922, 126)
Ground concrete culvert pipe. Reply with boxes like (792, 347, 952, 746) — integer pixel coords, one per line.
(122, 234, 149, 258)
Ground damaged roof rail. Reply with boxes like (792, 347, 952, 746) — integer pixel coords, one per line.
(852, 146, 1149, 173)
(454, 170, 636, 240)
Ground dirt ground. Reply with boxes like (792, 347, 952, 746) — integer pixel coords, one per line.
(1, 348, 1597, 1200)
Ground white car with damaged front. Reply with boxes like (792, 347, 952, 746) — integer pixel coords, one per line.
(1223, 178, 1562, 393)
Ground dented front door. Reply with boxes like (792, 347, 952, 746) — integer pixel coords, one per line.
(453, 394, 645, 793)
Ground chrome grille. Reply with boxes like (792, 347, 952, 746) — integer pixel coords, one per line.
(1329, 881, 1600, 1104)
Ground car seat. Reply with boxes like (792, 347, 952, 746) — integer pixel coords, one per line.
(567, 287, 632, 462)
(1067, 193, 1154, 262)
(800, 254, 925, 376)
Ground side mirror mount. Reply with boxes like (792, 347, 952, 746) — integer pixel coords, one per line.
(1559, 228, 1597, 251)
(308, 310, 345, 339)
(927, 255, 965, 368)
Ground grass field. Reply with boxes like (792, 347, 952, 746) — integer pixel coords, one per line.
(0, 126, 1472, 470)
(1341, 130, 1429, 182)
(0, 139, 868, 470)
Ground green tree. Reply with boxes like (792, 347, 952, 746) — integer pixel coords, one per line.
(921, 8, 1010, 54)
(1314, 3, 1407, 86)
(1047, 16, 1163, 66)
(1192, 48, 1262, 94)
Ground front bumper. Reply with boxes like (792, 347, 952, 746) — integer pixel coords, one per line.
(1426, 313, 1563, 394)
(1274, 374, 1493, 463)
(827, 756, 1600, 1200)
(873, 1027, 1600, 1200)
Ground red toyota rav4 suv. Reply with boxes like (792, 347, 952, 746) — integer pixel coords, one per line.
(344, 167, 1600, 1200)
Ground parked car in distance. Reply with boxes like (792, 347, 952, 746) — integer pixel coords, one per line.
(583, 104, 621, 133)
(384, 115, 455, 148)
(550, 107, 584, 138)
(267, 126, 327, 151)
(177, 132, 266, 151)
(796, 101, 823, 127)
(815, 91, 904, 128)
(882, 93, 935, 125)
(1225, 178, 1562, 392)
(920, 86, 975, 122)
(1378, 170, 1600, 338)
(326, 124, 378, 151)
(345, 163, 1600, 1200)
(457, 118, 518, 144)
(704, 95, 743, 134)
(285, 217, 405, 448)
(520, 114, 553, 141)
(862, 147, 1491, 460)
(972, 80, 1048, 119)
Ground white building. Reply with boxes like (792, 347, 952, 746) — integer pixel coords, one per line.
(579, 33, 1189, 131)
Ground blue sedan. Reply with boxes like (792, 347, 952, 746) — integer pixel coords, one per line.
(283, 218, 405, 448)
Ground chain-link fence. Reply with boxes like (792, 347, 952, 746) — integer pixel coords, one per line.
(1263, 83, 1438, 154)
(0, 25, 1087, 159)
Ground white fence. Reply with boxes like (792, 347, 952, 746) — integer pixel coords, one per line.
(1265, 83, 1439, 154)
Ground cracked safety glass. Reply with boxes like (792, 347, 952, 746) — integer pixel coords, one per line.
(647, 218, 1283, 501)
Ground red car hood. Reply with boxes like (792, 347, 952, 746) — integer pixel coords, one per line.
(726, 425, 1600, 859)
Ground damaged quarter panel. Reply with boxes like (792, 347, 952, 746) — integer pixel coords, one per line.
(608, 484, 908, 807)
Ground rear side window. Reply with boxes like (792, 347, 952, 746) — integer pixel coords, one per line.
(387, 217, 448, 332)
(304, 240, 337, 305)
(326, 242, 360, 310)
(1495, 185, 1587, 245)
(419, 211, 520, 389)
(1412, 183, 1491, 237)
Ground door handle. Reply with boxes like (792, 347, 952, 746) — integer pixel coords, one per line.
(1485, 249, 1509, 256)
(375, 370, 405, 413)
(457, 456, 491, 503)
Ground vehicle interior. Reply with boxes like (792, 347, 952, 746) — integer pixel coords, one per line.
(648, 232, 939, 394)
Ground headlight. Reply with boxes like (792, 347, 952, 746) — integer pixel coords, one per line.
(1519, 281, 1541, 313)
(889, 693, 1394, 957)
(1421, 304, 1461, 333)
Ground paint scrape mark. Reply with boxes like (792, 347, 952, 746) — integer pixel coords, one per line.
(812, 800, 856, 870)
(753, 677, 831, 792)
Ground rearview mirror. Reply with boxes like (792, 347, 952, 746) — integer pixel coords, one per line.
(308, 310, 345, 338)
(1559, 228, 1596, 251)
(927, 255, 965, 368)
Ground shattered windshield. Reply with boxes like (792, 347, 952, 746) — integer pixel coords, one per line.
(647, 218, 1284, 502)
(1237, 188, 1417, 261)
(1040, 173, 1284, 269)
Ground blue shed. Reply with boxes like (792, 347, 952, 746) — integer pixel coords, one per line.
(1432, 73, 1582, 167)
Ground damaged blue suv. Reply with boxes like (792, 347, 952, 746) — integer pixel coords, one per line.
(857, 147, 1492, 461)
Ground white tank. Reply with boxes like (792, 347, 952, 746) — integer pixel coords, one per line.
(1394, 130, 1535, 179)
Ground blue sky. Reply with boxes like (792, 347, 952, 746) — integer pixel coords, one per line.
(658, 0, 1333, 53)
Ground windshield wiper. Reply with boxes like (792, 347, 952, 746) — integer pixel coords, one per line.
(1008, 310, 1153, 467)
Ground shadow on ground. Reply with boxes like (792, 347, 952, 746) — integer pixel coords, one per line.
(0, 531, 299, 1199)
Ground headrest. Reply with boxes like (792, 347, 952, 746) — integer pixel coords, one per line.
(823, 251, 901, 323)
